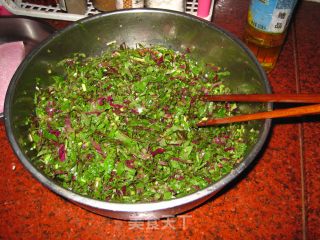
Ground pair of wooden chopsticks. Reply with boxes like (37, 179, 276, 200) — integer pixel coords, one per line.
(197, 94, 320, 127)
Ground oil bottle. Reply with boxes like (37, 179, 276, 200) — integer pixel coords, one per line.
(243, 0, 298, 72)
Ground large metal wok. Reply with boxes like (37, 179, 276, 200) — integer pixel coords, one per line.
(4, 9, 271, 220)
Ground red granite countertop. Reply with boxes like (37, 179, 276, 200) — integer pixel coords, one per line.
(1, 0, 319, 239)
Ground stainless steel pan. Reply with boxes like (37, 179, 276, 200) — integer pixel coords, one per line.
(4, 9, 271, 220)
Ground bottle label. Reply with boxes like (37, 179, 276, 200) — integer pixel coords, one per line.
(116, 0, 144, 9)
(248, 0, 298, 33)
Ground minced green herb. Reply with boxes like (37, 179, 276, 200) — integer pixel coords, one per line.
(28, 44, 258, 203)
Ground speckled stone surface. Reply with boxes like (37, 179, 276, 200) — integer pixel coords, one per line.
(0, 1, 319, 239)
(294, 2, 320, 239)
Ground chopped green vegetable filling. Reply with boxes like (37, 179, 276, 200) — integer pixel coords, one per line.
(28, 45, 259, 203)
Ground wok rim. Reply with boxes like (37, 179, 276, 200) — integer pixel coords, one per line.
(4, 9, 272, 216)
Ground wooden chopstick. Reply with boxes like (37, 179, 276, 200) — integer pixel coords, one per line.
(200, 93, 320, 103)
(197, 103, 320, 126)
